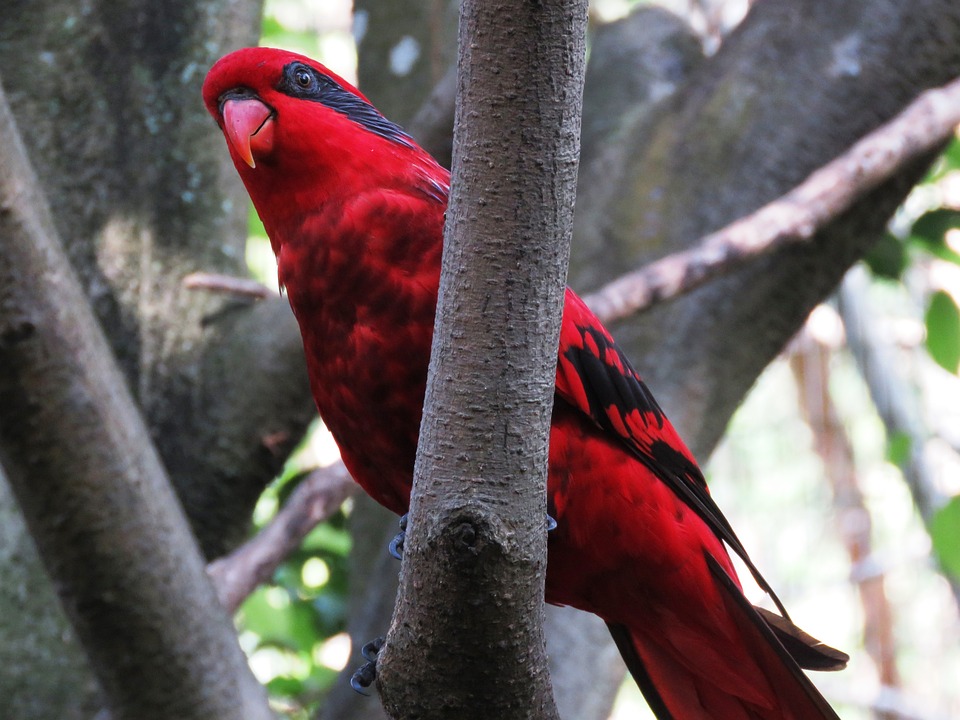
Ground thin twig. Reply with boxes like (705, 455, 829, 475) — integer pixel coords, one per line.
(207, 462, 357, 614)
(584, 75, 960, 324)
(789, 326, 901, 714)
(183, 271, 274, 299)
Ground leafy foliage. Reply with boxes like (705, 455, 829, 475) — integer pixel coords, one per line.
(925, 290, 960, 373)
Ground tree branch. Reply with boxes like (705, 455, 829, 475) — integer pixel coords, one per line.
(208, 462, 357, 615)
(377, 1, 588, 717)
(789, 327, 901, 711)
(583, 74, 960, 324)
(183, 271, 275, 300)
(0, 79, 272, 720)
(407, 62, 457, 168)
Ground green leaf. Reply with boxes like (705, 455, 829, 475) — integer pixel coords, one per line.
(886, 431, 912, 466)
(248, 200, 267, 238)
(944, 139, 960, 173)
(931, 496, 960, 581)
(267, 675, 305, 697)
(909, 209, 960, 265)
(926, 138, 960, 181)
(863, 232, 908, 279)
(925, 290, 960, 373)
(240, 587, 321, 651)
(275, 468, 317, 506)
(301, 522, 352, 556)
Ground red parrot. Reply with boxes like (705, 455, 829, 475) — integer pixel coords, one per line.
(203, 47, 847, 719)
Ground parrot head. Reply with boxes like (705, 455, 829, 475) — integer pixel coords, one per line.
(203, 47, 420, 207)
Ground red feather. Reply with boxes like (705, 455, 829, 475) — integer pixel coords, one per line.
(203, 47, 847, 719)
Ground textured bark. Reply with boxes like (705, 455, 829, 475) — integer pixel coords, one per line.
(0, 475, 103, 719)
(4, 0, 960, 717)
(376, 1, 588, 718)
(585, 71, 960, 323)
(208, 462, 357, 614)
(341, 9, 698, 719)
(0, 0, 314, 715)
(0, 83, 273, 720)
(0, 0, 313, 561)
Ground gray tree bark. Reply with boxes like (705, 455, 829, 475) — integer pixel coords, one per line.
(573, 0, 960, 458)
(0, 82, 273, 720)
(0, 0, 314, 715)
(0, 479, 102, 719)
(375, 0, 588, 718)
(0, 0, 314, 561)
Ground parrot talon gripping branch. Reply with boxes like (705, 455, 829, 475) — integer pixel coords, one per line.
(388, 513, 408, 561)
(349, 637, 385, 695)
(203, 47, 848, 719)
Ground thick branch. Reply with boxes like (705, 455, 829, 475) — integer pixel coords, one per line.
(0, 81, 272, 720)
(569, 0, 960, 461)
(584, 74, 960, 323)
(377, 1, 588, 718)
(208, 462, 356, 614)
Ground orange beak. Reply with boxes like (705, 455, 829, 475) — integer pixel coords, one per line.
(222, 98, 274, 168)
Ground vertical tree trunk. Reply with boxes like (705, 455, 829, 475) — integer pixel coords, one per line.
(0, 85, 273, 720)
(376, 1, 588, 718)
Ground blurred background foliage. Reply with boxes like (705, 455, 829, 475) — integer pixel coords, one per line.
(238, 1, 960, 718)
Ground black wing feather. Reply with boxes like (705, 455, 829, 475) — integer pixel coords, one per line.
(560, 319, 792, 619)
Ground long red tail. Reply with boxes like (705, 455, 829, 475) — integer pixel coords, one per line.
(608, 555, 846, 720)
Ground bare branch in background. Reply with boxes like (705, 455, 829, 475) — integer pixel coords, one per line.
(407, 63, 457, 168)
(183, 272, 275, 300)
(790, 326, 901, 718)
(208, 462, 357, 615)
(584, 75, 960, 325)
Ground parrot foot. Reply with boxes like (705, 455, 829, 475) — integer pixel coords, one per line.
(547, 514, 558, 532)
(388, 513, 408, 560)
(350, 637, 385, 695)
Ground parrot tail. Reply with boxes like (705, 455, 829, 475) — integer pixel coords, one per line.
(607, 554, 847, 720)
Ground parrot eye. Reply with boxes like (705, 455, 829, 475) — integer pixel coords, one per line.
(294, 67, 314, 89)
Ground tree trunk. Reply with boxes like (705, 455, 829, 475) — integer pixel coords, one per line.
(0, 0, 315, 714)
(4, 0, 960, 717)
(376, 1, 588, 718)
(0, 84, 273, 720)
(0, 0, 314, 560)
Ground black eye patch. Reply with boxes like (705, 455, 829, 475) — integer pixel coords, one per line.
(278, 62, 414, 148)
